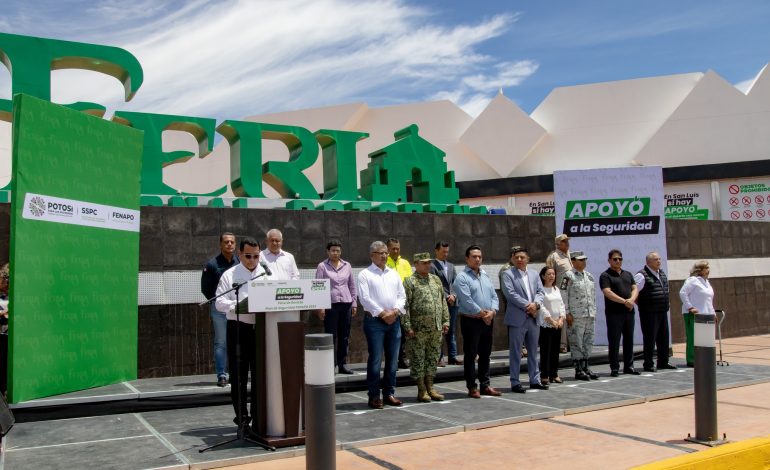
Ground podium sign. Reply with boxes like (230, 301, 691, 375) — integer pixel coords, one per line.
(248, 279, 331, 312)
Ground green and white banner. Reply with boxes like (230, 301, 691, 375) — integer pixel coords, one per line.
(664, 182, 713, 220)
(8, 94, 143, 403)
(554, 167, 667, 345)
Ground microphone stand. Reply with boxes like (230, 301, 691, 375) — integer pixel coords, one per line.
(200, 269, 275, 453)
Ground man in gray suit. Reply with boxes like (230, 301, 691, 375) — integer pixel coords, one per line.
(431, 241, 461, 366)
(501, 246, 548, 393)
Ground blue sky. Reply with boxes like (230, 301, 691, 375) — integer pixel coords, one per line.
(1, 0, 769, 121)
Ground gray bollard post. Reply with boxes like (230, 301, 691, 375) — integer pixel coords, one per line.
(685, 313, 727, 446)
(305, 334, 336, 470)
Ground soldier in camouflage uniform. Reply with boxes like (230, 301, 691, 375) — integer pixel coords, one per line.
(403, 253, 450, 402)
(559, 251, 598, 381)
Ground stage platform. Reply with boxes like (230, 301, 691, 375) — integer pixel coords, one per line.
(3, 356, 770, 470)
(9, 346, 625, 417)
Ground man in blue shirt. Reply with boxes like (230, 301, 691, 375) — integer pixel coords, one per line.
(453, 245, 502, 398)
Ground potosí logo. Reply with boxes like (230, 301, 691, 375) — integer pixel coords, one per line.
(563, 197, 660, 237)
(275, 287, 304, 301)
(47, 201, 74, 217)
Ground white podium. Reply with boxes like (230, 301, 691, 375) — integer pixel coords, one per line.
(246, 279, 330, 448)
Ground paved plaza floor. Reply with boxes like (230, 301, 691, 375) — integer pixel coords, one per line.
(2, 336, 770, 469)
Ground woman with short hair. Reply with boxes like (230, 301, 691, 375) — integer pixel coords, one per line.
(679, 261, 714, 367)
(315, 240, 358, 374)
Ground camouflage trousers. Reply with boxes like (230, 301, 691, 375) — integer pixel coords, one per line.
(406, 329, 442, 379)
(568, 316, 595, 360)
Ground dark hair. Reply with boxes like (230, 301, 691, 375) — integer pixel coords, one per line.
(511, 246, 528, 256)
(539, 266, 555, 286)
(434, 240, 450, 250)
(386, 238, 400, 247)
(220, 232, 235, 242)
(465, 245, 482, 258)
(608, 249, 623, 259)
(326, 239, 342, 250)
(240, 237, 260, 251)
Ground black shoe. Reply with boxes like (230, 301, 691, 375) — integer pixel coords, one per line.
(511, 384, 527, 394)
(610, 370, 619, 377)
(398, 360, 410, 369)
(338, 366, 355, 375)
(623, 368, 641, 375)
(658, 363, 678, 370)
(530, 383, 549, 390)
(643, 366, 657, 373)
(217, 376, 229, 387)
(585, 369, 599, 380)
(448, 358, 464, 365)
(575, 370, 590, 381)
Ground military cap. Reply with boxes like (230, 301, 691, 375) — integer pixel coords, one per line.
(570, 250, 587, 260)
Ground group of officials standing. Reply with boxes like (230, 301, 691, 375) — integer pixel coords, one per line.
(202, 230, 707, 427)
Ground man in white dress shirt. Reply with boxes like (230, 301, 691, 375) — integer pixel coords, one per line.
(215, 237, 266, 433)
(261, 229, 300, 280)
(357, 240, 407, 409)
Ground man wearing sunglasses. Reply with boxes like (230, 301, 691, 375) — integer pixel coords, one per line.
(599, 249, 639, 377)
(215, 238, 266, 433)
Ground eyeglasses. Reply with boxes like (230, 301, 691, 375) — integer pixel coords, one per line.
(242, 254, 260, 259)
(611, 257, 623, 261)
(372, 251, 388, 256)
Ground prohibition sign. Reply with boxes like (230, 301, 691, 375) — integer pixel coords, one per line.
(729, 197, 739, 206)
(728, 184, 740, 195)
(757, 208, 766, 219)
(756, 195, 764, 205)
(742, 196, 752, 205)
(730, 210, 740, 220)
(743, 210, 753, 219)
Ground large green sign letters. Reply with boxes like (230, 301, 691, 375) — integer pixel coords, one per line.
(0, 32, 479, 212)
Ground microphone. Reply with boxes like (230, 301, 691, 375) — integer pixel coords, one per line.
(260, 260, 272, 276)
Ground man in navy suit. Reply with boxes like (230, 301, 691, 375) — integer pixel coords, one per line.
(430, 241, 461, 366)
(501, 246, 548, 393)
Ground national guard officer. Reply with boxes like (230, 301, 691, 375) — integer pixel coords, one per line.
(560, 251, 598, 381)
(403, 252, 450, 402)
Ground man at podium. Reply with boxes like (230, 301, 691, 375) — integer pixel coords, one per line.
(215, 237, 266, 429)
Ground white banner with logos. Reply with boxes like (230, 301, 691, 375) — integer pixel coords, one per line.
(719, 177, 770, 222)
(248, 279, 331, 312)
(22, 192, 140, 232)
(664, 181, 713, 220)
(554, 167, 668, 345)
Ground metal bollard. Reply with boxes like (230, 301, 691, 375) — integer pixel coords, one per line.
(305, 334, 336, 470)
(685, 313, 727, 446)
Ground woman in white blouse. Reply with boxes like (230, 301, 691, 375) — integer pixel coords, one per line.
(679, 260, 714, 367)
(538, 266, 566, 384)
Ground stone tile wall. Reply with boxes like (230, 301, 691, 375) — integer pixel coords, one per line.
(1, 204, 769, 377)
